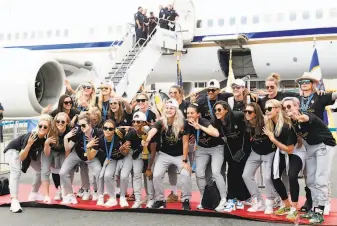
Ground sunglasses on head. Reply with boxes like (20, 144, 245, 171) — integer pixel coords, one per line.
(265, 106, 276, 112)
(298, 79, 312, 85)
(136, 99, 146, 103)
(132, 120, 143, 124)
(282, 104, 292, 110)
(244, 110, 254, 115)
(38, 124, 48, 129)
(103, 126, 115, 131)
(56, 120, 66, 125)
(63, 101, 72, 105)
(265, 86, 275, 90)
(82, 85, 92, 89)
(207, 89, 217, 93)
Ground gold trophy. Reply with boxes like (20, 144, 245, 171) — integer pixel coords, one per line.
(141, 126, 150, 160)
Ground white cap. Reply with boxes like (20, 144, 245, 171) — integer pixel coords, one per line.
(232, 79, 245, 87)
(207, 79, 220, 89)
(165, 98, 179, 108)
(133, 111, 147, 121)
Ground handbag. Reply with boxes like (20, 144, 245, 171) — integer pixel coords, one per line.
(220, 127, 246, 162)
(0, 177, 10, 196)
(201, 180, 221, 210)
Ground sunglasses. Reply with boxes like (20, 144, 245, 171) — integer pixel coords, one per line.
(298, 80, 311, 85)
(231, 86, 242, 90)
(82, 85, 92, 89)
(207, 89, 217, 93)
(214, 108, 223, 112)
(38, 124, 48, 129)
(103, 126, 115, 131)
(169, 91, 178, 95)
(109, 102, 118, 105)
(132, 120, 143, 124)
(244, 110, 254, 115)
(101, 87, 109, 90)
(282, 104, 292, 110)
(265, 106, 276, 112)
(266, 86, 275, 90)
(63, 101, 72, 105)
(56, 120, 66, 125)
(136, 99, 146, 103)
(78, 123, 87, 128)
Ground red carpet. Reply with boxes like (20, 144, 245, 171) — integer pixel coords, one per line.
(0, 184, 336, 225)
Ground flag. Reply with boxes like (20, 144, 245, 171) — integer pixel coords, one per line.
(225, 49, 235, 93)
(176, 51, 183, 87)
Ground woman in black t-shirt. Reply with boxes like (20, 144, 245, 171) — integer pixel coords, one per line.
(4, 114, 53, 213)
(242, 103, 277, 214)
(143, 98, 192, 210)
(213, 101, 251, 212)
(60, 112, 103, 205)
(41, 112, 71, 203)
(186, 104, 227, 211)
(263, 99, 297, 216)
(108, 97, 133, 128)
(282, 97, 336, 224)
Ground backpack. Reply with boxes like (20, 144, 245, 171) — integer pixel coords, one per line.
(0, 177, 10, 196)
(201, 180, 221, 210)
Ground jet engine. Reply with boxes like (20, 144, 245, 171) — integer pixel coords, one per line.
(0, 48, 66, 117)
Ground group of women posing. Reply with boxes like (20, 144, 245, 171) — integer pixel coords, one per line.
(5, 75, 336, 225)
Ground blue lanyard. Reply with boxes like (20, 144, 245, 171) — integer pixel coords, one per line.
(207, 97, 217, 118)
(146, 109, 149, 119)
(102, 103, 109, 121)
(78, 106, 86, 111)
(300, 94, 314, 112)
(104, 136, 115, 160)
(195, 129, 200, 145)
(83, 130, 94, 155)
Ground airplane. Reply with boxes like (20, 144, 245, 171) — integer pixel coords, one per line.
(1, 0, 337, 118)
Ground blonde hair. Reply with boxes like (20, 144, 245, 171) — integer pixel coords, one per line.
(33, 114, 53, 136)
(74, 81, 96, 109)
(88, 107, 102, 127)
(48, 112, 70, 147)
(78, 111, 92, 125)
(264, 99, 291, 137)
(161, 105, 185, 139)
(97, 84, 113, 111)
(266, 73, 281, 87)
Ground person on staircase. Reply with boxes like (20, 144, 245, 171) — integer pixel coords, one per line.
(165, 4, 179, 31)
(142, 9, 149, 44)
(134, 6, 145, 45)
(148, 12, 158, 38)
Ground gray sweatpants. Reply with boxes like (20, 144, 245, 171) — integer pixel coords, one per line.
(195, 145, 226, 199)
(79, 162, 97, 191)
(59, 151, 103, 195)
(99, 159, 118, 197)
(304, 142, 335, 206)
(242, 151, 277, 200)
(6, 149, 42, 198)
(41, 151, 66, 182)
(153, 152, 192, 201)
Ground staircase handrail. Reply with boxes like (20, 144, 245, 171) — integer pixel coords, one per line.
(108, 23, 135, 59)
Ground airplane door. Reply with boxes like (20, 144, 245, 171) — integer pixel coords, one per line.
(173, 0, 195, 44)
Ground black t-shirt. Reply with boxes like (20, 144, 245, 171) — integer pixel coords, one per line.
(166, 10, 179, 21)
(134, 12, 144, 27)
(248, 127, 275, 155)
(154, 119, 190, 156)
(292, 112, 336, 147)
(233, 99, 245, 112)
(96, 134, 124, 161)
(125, 128, 143, 151)
(259, 91, 299, 113)
(197, 93, 233, 121)
(134, 109, 157, 124)
(69, 128, 103, 161)
(109, 110, 132, 127)
(274, 123, 298, 151)
(299, 93, 334, 120)
(50, 109, 80, 121)
(179, 100, 190, 118)
(189, 118, 224, 148)
(50, 127, 71, 153)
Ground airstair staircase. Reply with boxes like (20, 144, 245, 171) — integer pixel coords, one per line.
(106, 23, 184, 102)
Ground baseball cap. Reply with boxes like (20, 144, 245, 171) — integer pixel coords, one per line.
(166, 98, 179, 108)
(232, 79, 245, 87)
(133, 111, 147, 121)
(207, 79, 220, 89)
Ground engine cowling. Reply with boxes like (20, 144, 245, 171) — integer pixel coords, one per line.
(0, 48, 66, 117)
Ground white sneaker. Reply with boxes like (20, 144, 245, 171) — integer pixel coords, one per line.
(236, 200, 245, 210)
(43, 196, 51, 204)
(196, 204, 203, 210)
(264, 199, 274, 215)
(247, 198, 265, 212)
(28, 192, 44, 201)
(104, 197, 118, 207)
(120, 197, 129, 208)
(96, 194, 104, 206)
(132, 201, 142, 208)
(61, 194, 78, 205)
(146, 199, 155, 208)
(77, 187, 84, 197)
(54, 189, 62, 201)
(10, 198, 22, 213)
(82, 191, 90, 201)
(223, 199, 236, 212)
(215, 198, 227, 212)
(324, 202, 330, 215)
(92, 191, 98, 201)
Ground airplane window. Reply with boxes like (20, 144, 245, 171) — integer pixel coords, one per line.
(330, 8, 337, 18)
(316, 9, 323, 19)
(196, 20, 202, 28)
(30, 31, 35, 39)
(207, 19, 213, 27)
(64, 29, 69, 37)
(15, 33, 20, 40)
(263, 14, 272, 23)
(252, 15, 259, 24)
(218, 18, 224, 27)
(38, 31, 44, 38)
(302, 11, 310, 19)
(7, 33, 11, 40)
(0, 34, 3, 41)
(289, 12, 297, 21)
(108, 26, 113, 33)
(116, 25, 122, 34)
(47, 30, 52, 38)
(276, 13, 284, 22)
(56, 29, 60, 37)
(23, 32, 28, 39)
(89, 27, 95, 35)
(241, 16, 247, 25)
(229, 17, 236, 26)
